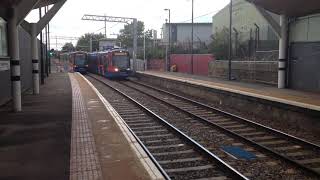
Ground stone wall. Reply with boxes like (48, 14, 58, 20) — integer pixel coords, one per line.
(209, 60, 278, 85)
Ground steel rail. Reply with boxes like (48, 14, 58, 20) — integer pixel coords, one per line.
(132, 81, 320, 150)
(88, 75, 248, 180)
(123, 80, 320, 176)
(86, 75, 171, 179)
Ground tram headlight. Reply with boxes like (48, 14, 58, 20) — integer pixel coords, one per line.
(114, 68, 119, 72)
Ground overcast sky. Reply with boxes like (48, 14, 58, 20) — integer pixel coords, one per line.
(26, 0, 229, 49)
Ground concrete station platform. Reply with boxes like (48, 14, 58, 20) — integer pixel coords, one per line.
(138, 71, 320, 110)
(136, 71, 320, 144)
(0, 72, 163, 180)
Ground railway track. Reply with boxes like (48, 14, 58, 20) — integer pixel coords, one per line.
(85, 75, 247, 180)
(86, 74, 319, 179)
(120, 79, 320, 177)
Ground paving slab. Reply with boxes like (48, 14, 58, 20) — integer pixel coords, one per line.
(0, 73, 72, 180)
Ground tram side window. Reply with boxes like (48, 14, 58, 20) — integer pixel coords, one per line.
(0, 17, 8, 57)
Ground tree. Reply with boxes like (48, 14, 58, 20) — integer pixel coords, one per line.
(117, 21, 152, 48)
(208, 27, 229, 60)
(76, 33, 105, 52)
(61, 42, 75, 52)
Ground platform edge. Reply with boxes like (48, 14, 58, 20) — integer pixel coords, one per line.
(78, 73, 165, 180)
(137, 71, 320, 112)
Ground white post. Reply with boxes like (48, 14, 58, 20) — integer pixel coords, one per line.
(31, 23, 40, 94)
(8, 8, 22, 112)
(133, 18, 137, 72)
(278, 15, 288, 89)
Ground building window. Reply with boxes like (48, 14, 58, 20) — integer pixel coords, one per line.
(0, 17, 8, 57)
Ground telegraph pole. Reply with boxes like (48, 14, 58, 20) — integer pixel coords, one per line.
(168, 10, 171, 71)
(45, 6, 49, 77)
(47, 6, 51, 74)
(191, 0, 194, 74)
(228, 0, 233, 80)
(143, 31, 146, 70)
(104, 15, 107, 38)
(39, 7, 44, 84)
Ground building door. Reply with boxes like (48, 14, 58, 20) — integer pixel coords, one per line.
(171, 24, 177, 43)
(289, 42, 320, 92)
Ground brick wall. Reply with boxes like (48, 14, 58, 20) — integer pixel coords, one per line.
(170, 54, 215, 76)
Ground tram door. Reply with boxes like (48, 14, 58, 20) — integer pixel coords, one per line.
(289, 42, 320, 92)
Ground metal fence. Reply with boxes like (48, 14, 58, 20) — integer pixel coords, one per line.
(130, 59, 145, 72)
(232, 29, 279, 61)
(209, 60, 278, 85)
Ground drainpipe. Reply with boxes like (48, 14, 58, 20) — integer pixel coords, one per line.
(286, 18, 293, 87)
(254, 23, 260, 51)
(8, 8, 22, 112)
(31, 23, 40, 94)
(278, 15, 288, 89)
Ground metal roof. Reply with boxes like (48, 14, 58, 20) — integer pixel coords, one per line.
(34, 0, 62, 8)
(0, 0, 62, 8)
(248, 0, 320, 17)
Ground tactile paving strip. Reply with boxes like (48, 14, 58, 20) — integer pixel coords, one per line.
(69, 74, 103, 180)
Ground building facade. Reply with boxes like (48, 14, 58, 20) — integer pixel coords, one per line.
(211, 0, 320, 92)
(99, 38, 120, 51)
(212, 0, 279, 42)
(288, 13, 320, 92)
(0, 17, 7, 57)
(162, 23, 212, 48)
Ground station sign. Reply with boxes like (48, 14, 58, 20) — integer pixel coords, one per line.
(0, 60, 10, 71)
(114, 52, 128, 56)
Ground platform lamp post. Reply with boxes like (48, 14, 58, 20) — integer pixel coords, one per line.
(164, 8, 171, 72)
(45, 6, 49, 77)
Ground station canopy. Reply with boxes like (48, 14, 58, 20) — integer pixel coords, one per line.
(248, 0, 320, 17)
(0, 0, 61, 8)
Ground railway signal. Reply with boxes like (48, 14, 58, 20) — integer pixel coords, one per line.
(49, 49, 55, 57)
